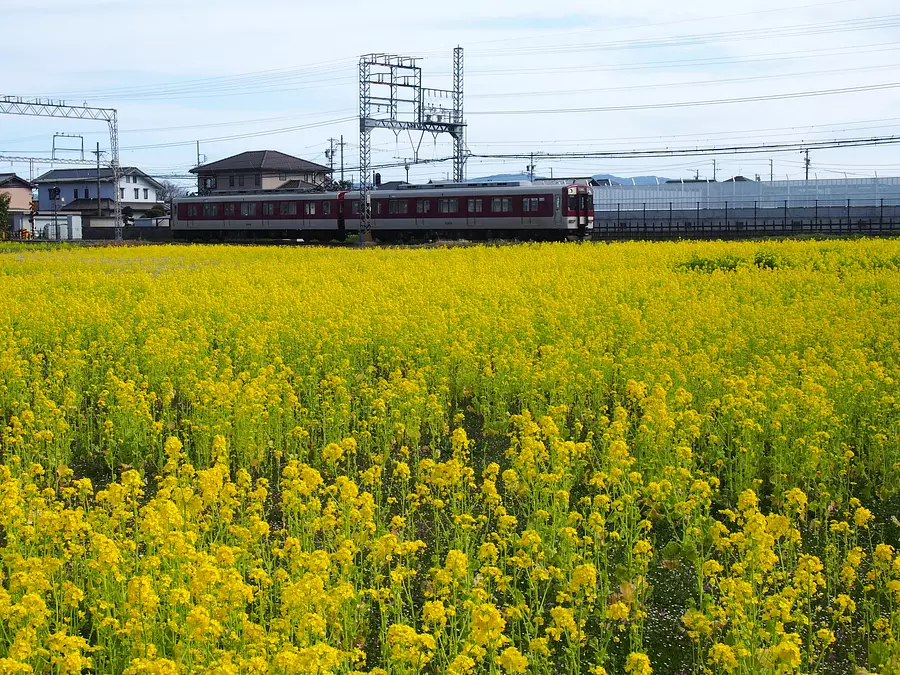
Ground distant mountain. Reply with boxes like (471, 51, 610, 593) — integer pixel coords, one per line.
(470, 172, 673, 185)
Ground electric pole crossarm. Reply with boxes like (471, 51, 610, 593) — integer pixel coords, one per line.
(0, 97, 116, 121)
(362, 119, 464, 135)
(0, 155, 95, 166)
(0, 96, 122, 240)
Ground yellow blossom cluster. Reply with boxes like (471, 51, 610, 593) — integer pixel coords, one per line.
(0, 239, 899, 674)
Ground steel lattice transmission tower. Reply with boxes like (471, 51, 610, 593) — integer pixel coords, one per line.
(0, 96, 122, 240)
(358, 48, 466, 239)
(452, 47, 466, 183)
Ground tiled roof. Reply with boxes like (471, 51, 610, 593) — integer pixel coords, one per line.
(0, 174, 32, 189)
(191, 151, 331, 175)
(33, 168, 163, 189)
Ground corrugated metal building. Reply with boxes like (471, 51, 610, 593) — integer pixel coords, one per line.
(594, 177, 900, 211)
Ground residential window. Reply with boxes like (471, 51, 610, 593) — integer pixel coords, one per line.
(144, 189, 149, 200)
(241, 202, 257, 217)
(304, 202, 316, 216)
(73, 189, 78, 201)
(120, 188, 125, 199)
(203, 203, 218, 217)
(224, 203, 237, 217)
(239, 175, 245, 187)
(416, 199, 431, 214)
(229, 175, 235, 188)
(280, 202, 298, 216)
(323, 201, 332, 216)
(254, 175, 261, 187)
(263, 202, 275, 216)
(438, 198, 458, 214)
(279, 173, 287, 181)
(467, 198, 483, 213)
(134, 188, 140, 200)
(188, 204, 199, 217)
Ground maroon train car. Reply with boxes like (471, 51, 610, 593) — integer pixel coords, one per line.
(172, 181, 593, 241)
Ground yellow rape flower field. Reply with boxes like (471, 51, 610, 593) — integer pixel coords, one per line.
(0, 240, 899, 675)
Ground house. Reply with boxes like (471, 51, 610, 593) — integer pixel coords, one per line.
(32, 168, 163, 214)
(0, 174, 34, 218)
(190, 151, 332, 194)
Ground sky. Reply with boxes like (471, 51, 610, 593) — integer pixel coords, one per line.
(1, 0, 899, 186)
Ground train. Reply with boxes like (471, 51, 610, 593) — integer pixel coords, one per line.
(171, 182, 594, 242)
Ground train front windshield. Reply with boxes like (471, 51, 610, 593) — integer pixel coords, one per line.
(567, 192, 594, 212)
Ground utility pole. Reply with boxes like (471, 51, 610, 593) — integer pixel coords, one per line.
(528, 152, 535, 182)
(712, 159, 717, 181)
(326, 137, 336, 172)
(196, 141, 201, 168)
(770, 159, 774, 182)
(340, 135, 345, 183)
(804, 149, 810, 181)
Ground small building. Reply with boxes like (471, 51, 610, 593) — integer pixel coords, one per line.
(191, 150, 332, 194)
(0, 174, 34, 222)
(32, 168, 163, 212)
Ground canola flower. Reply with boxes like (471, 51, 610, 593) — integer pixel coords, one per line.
(0, 240, 899, 674)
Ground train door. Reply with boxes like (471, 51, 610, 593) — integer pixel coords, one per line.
(337, 192, 347, 240)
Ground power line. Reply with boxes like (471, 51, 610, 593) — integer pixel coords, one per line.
(119, 116, 356, 151)
(467, 82, 900, 116)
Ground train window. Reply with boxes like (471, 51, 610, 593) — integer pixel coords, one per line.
(555, 195, 561, 212)
(280, 202, 297, 216)
(467, 199, 482, 213)
(352, 201, 360, 214)
(568, 195, 578, 210)
(376, 202, 382, 215)
(389, 200, 409, 214)
(263, 203, 275, 217)
(188, 204, 199, 217)
(323, 201, 332, 216)
(502, 198, 512, 212)
(305, 202, 316, 216)
(203, 204, 218, 217)
(523, 197, 539, 212)
(438, 198, 458, 214)
(491, 198, 501, 212)
(224, 203, 237, 217)
(241, 203, 257, 217)
(416, 199, 431, 214)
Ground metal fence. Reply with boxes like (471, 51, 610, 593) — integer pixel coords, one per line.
(592, 198, 900, 240)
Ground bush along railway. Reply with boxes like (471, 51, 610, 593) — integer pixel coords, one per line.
(172, 182, 594, 242)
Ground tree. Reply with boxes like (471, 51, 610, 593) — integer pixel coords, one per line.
(156, 180, 189, 204)
(0, 193, 10, 239)
(143, 204, 166, 218)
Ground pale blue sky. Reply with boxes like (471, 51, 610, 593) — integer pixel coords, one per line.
(1, 0, 899, 184)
